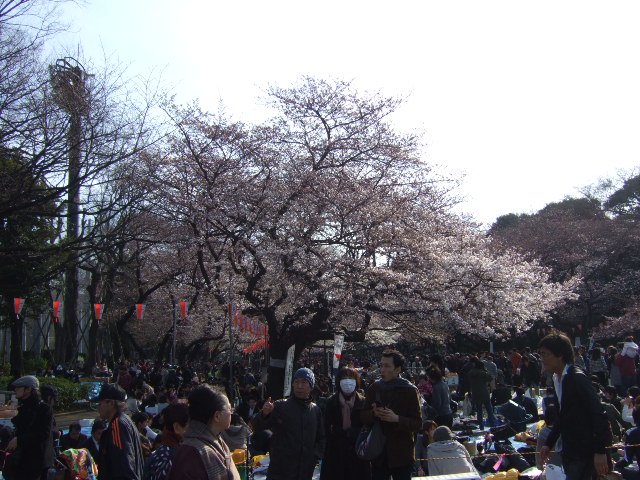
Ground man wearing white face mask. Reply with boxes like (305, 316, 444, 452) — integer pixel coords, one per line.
(320, 368, 371, 480)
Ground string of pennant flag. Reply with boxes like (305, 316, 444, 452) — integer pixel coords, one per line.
(13, 297, 602, 339)
(11, 298, 269, 348)
(227, 304, 269, 353)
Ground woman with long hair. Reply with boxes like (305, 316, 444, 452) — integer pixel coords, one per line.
(320, 367, 371, 480)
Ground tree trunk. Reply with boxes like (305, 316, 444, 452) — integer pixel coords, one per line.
(110, 323, 123, 362)
(155, 330, 172, 363)
(10, 313, 23, 377)
(265, 341, 290, 400)
(85, 319, 99, 376)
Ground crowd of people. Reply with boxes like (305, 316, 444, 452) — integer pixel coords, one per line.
(2, 331, 640, 479)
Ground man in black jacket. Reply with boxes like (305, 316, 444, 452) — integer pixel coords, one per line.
(252, 368, 325, 480)
(4, 375, 55, 480)
(81, 419, 107, 470)
(539, 332, 612, 480)
(92, 383, 144, 480)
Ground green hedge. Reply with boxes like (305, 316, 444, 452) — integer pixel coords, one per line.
(0, 376, 93, 412)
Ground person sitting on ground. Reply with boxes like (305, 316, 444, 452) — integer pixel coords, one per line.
(60, 422, 89, 451)
(621, 386, 640, 424)
(490, 379, 512, 407)
(220, 413, 252, 452)
(426, 426, 479, 476)
(603, 385, 623, 413)
(615, 407, 640, 480)
(513, 386, 539, 421)
(132, 411, 154, 458)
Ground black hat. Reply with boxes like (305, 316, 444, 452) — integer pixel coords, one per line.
(90, 383, 126, 402)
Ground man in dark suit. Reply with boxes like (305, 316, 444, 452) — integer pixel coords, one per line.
(538, 332, 612, 480)
(81, 419, 107, 467)
(236, 394, 260, 423)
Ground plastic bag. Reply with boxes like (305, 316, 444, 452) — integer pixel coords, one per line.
(544, 464, 566, 480)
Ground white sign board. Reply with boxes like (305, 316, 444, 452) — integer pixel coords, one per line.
(283, 344, 296, 397)
(333, 334, 344, 370)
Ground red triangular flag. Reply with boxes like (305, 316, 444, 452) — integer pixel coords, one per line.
(53, 301, 61, 318)
(14, 298, 24, 315)
(180, 301, 188, 321)
(136, 304, 145, 320)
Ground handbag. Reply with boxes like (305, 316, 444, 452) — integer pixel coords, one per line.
(355, 421, 386, 460)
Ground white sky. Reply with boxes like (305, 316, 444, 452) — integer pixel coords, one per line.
(55, 0, 640, 226)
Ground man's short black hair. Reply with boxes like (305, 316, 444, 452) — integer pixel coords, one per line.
(69, 422, 81, 432)
(538, 331, 575, 364)
(381, 349, 405, 369)
(604, 385, 617, 397)
(131, 411, 149, 424)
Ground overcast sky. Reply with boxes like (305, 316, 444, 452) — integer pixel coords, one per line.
(56, 0, 640, 226)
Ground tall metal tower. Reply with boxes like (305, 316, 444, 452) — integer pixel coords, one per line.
(49, 58, 90, 363)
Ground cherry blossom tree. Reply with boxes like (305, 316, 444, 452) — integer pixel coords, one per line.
(138, 78, 576, 396)
(593, 311, 640, 341)
(491, 196, 640, 334)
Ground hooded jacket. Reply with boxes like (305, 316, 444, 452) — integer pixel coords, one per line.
(426, 440, 478, 476)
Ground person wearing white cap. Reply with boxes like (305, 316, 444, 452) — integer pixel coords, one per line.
(3, 376, 55, 480)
